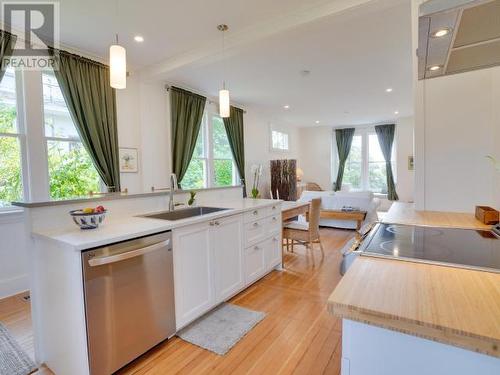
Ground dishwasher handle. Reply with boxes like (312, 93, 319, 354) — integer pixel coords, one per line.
(88, 239, 170, 267)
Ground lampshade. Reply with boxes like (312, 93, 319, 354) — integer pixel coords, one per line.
(110, 44, 126, 89)
(219, 89, 230, 118)
(296, 167, 304, 181)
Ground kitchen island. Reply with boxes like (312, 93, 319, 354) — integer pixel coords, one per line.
(328, 202, 500, 375)
(17, 186, 283, 375)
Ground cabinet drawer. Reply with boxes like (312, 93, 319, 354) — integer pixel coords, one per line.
(244, 218, 268, 246)
(266, 203, 281, 217)
(244, 242, 266, 284)
(267, 214, 281, 235)
(244, 208, 267, 223)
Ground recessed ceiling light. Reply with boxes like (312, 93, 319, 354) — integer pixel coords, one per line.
(428, 65, 442, 71)
(431, 28, 451, 38)
(134, 35, 144, 42)
(386, 88, 393, 93)
(394, 111, 399, 115)
(284, 105, 290, 109)
(315, 120, 320, 124)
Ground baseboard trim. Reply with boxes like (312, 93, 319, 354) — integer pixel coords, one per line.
(0, 274, 30, 300)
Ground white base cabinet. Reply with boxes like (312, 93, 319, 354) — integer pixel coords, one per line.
(212, 216, 245, 303)
(173, 203, 282, 330)
(172, 221, 214, 328)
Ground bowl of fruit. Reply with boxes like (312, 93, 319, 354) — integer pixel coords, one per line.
(70, 206, 107, 230)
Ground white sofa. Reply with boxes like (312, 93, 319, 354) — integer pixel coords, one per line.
(297, 190, 381, 229)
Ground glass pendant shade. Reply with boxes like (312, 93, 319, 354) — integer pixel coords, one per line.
(110, 44, 126, 89)
(219, 89, 230, 118)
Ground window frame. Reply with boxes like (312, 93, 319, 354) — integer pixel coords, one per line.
(269, 126, 290, 152)
(0, 68, 29, 210)
(183, 104, 239, 190)
(334, 126, 397, 194)
(41, 70, 103, 198)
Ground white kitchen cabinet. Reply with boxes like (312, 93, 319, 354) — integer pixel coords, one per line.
(172, 221, 213, 329)
(173, 203, 282, 330)
(265, 234, 282, 269)
(212, 215, 244, 303)
(244, 241, 266, 284)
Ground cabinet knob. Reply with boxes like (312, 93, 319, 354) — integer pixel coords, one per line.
(214, 221, 220, 226)
(254, 246, 260, 251)
(253, 210, 258, 215)
(209, 221, 214, 226)
(253, 222, 259, 227)
(272, 217, 277, 221)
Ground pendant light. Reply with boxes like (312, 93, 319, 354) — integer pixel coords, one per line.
(218, 24, 230, 118)
(110, 0, 126, 89)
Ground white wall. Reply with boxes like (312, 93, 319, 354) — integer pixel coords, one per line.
(116, 74, 143, 193)
(417, 67, 500, 212)
(297, 119, 415, 203)
(138, 81, 171, 192)
(0, 213, 28, 298)
(396, 116, 414, 203)
(298, 126, 333, 191)
(244, 108, 300, 197)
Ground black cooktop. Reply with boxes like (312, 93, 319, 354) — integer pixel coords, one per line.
(359, 223, 500, 273)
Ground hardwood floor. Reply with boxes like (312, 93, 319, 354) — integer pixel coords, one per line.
(0, 228, 353, 375)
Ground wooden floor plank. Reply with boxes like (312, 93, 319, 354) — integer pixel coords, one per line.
(0, 228, 353, 375)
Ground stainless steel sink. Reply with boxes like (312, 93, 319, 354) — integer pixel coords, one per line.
(141, 207, 229, 221)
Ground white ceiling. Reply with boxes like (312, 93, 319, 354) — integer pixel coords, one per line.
(160, 0, 414, 127)
(11, 0, 414, 127)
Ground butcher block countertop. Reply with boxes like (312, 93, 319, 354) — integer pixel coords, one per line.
(328, 202, 500, 358)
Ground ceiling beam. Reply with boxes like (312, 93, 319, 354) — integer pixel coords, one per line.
(139, 0, 378, 81)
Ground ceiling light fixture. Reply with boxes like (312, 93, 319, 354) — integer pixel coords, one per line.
(218, 24, 230, 118)
(315, 120, 320, 124)
(432, 28, 451, 38)
(134, 35, 144, 42)
(428, 65, 442, 71)
(394, 111, 399, 115)
(386, 88, 393, 93)
(284, 105, 290, 109)
(110, 0, 126, 89)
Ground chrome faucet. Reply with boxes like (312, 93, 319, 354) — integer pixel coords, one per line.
(169, 173, 178, 211)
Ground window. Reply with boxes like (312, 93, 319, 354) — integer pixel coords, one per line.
(183, 107, 238, 189)
(271, 129, 289, 151)
(337, 128, 396, 194)
(0, 68, 24, 207)
(343, 135, 362, 190)
(42, 71, 101, 199)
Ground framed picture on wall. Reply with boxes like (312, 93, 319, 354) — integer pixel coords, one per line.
(119, 148, 139, 173)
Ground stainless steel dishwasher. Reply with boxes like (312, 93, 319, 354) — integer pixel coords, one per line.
(82, 231, 175, 375)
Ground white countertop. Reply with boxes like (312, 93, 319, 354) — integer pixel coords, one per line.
(32, 199, 280, 251)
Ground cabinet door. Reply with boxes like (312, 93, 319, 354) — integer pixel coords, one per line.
(265, 234, 282, 270)
(173, 222, 214, 329)
(244, 242, 266, 284)
(212, 215, 244, 303)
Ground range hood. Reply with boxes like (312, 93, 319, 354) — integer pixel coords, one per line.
(418, 0, 500, 79)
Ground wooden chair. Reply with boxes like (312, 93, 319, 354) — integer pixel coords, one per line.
(283, 198, 324, 257)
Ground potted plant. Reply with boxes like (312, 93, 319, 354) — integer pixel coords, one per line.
(250, 164, 263, 199)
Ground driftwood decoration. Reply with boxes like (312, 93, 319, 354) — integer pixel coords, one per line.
(270, 159, 297, 201)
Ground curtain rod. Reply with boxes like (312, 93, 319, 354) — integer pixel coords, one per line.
(165, 84, 247, 114)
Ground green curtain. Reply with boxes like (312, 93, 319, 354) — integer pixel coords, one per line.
(51, 49, 121, 192)
(334, 128, 356, 191)
(0, 30, 17, 81)
(375, 124, 399, 201)
(223, 106, 246, 197)
(170, 86, 206, 188)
